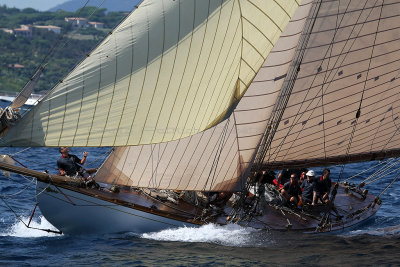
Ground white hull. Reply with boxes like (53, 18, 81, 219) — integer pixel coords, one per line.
(36, 182, 196, 234)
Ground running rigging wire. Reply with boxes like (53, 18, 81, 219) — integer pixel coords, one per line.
(18, 0, 123, 116)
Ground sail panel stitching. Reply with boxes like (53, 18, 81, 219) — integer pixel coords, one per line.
(147, 0, 182, 144)
(56, 81, 69, 146)
(198, 16, 242, 128)
(138, 0, 168, 145)
(159, 0, 198, 143)
(177, 0, 221, 139)
(191, 0, 238, 130)
(125, 5, 152, 145)
(112, 8, 138, 147)
(202, 44, 242, 126)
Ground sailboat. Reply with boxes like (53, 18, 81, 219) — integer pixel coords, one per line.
(0, 0, 398, 234)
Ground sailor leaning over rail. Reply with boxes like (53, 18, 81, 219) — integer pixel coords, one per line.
(57, 147, 98, 188)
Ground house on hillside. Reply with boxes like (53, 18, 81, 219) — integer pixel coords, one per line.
(34, 25, 62, 34)
(88, 22, 104, 29)
(65, 17, 88, 28)
(13, 25, 32, 38)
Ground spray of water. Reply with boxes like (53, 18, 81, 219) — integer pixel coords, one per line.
(0, 216, 61, 238)
(141, 223, 274, 247)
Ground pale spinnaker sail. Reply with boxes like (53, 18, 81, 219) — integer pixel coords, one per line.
(263, 0, 400, 168)
(95, 1, 313, 191)
(1, 0, 300, 147)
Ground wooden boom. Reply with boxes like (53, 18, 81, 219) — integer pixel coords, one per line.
(0, 161, 82, 186)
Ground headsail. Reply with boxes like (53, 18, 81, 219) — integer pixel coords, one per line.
(95, 1, 312, 191)
(263, 0, 400, 168)
(0, 0, 300, 147)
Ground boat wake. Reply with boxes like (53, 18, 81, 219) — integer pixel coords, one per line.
(141, 223, 273, 247)
(0, 216, 61, 238)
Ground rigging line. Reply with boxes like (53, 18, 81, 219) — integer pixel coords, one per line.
(320, 0, 343, 160)
(85, 147, 113, 168)
(0, 177, 35, 198)
(203, 118, 231, 191)
(344, 158, 394, 181)
(10, 156, 57, 172)
(138, 189, 201, 217)
(268, 0, 364, 162)
(208, 118, 231, 190)
(337, 0, 384, 182)
(306, 0, 379, 102)
(259, 0, 322, 166)
(265, 0, 349, 161)
(270, 0, 380, 164)
(33, 0, 92, 74)
(19, 0, 106, 117)
(0, 195, 62, 234)
(383, 98, 400, 149)
(377, 172, 400, 198)
(8, 147, 31, 157)
(363, 158, 400, 182)
(362, 159, 400, 184)
(35, 180, 52, 197)
(365, 165, 400, 185)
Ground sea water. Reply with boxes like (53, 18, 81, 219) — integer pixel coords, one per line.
(0, 146, 400, 266)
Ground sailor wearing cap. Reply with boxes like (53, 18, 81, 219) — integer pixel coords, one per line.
(300, 170, 315, 204)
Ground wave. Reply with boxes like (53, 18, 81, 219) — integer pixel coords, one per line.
(141, 223, 274, 247)
(0, 215, 61, 238)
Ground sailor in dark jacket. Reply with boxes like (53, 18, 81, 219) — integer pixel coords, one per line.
(57, 147, 89, 177)
(312, 168, 332, 205)
(280, 174, 303, 206)
(301, 170, 315, 204)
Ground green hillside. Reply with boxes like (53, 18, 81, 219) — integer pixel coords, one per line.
(0, 5, 126, 93)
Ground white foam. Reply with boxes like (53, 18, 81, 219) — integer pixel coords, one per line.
(141, 223, 271, 247)
(0, 216, 61, 238)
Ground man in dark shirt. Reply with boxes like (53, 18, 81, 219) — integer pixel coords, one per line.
(301, 170, 315, 204)
(277, 169, 304, 188)
(312, 168, 331, 205)
(280, 173, 303, 206)
(57, 147, 88, 177)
